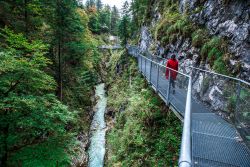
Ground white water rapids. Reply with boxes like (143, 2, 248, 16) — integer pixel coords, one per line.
(88, 83, 107, 167)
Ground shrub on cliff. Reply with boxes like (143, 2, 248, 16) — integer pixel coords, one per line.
(106, 53, 181, 166)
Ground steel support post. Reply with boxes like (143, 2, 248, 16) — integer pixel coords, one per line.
(156, 64, 160, 92)
(140, 56, 142, 72)
(166, 69, 171, 104)
(150, 61, 152, 83)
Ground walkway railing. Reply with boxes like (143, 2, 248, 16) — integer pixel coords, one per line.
(137, 54, 192, 166)
(98, 45, 122, 50)
(191, 66, 250, 148)
(129, 45, 250, 149)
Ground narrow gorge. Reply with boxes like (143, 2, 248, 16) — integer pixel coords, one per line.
(0, 0, 249, 166)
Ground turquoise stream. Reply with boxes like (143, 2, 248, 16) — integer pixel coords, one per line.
(88, 83, 107, 167)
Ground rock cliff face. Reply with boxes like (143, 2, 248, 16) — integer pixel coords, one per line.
(137, 0, 250, 120)
(181, 0, 250, 80)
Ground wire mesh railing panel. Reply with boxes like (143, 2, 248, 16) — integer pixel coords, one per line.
(138, 56, 142, 72)
(130, 46, 250, 166)
(137, 54, 190, 115)
(128, 46, 139, 56)
(158, 64, 170, 100)
(145, 58, 151, 80)
(191, 68, 250, 147)
(134, 53, 193, 166)
(191, 71, 238, 113)
(236, 84, 250, 148)
(169, 69, 189, 114)
(141, 56, 146, 75)
(150, 61, 158, 88)
(136, 52, 191, 116)
(156, 64, 190, 115)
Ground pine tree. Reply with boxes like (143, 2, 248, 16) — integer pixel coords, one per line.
(99, 4, 111, 33)
(111, 5, 120, 35)
(89, 0, 96, 7)
(130, 0, 148, 30)
(0, 0, 45, 39)
(85, 0, 90, 8)
(119, 1, 130, 46)
(96, 0, 103, 11)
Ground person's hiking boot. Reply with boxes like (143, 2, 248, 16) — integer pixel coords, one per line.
(172, 89, 175, 94)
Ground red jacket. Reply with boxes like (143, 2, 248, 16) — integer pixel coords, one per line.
(166, 59, 179, 80)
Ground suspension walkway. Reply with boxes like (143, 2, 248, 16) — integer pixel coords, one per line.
(100, 45, 250, 166)
(127, 46, 250, 167)
(98, 45, 122, 50)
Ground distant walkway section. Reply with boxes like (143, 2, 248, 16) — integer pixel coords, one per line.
(98, 45, 122, 50)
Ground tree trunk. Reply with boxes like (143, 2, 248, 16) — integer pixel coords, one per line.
(1, 111, 9, 166)
(58, 40, 62, 101)
(56, 0, 63, 101)
(24, 0, 28, 36)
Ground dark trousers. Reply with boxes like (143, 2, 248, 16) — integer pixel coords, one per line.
(170, 78, 175, 89)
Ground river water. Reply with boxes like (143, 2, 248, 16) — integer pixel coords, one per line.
(88, 83, 107, 167)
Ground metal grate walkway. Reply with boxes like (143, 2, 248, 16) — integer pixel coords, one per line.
(127, 48, 250, 167)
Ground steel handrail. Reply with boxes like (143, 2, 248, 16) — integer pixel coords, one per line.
(131, 46, 250, 166)
(190, 66, 250, 86)
(139, 54, 190, 78)
(129, 46, 250, 86)
(179, 76, 192, 167)
(137, 54, 192, 167)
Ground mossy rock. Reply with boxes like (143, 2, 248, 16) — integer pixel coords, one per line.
(201, 36, 223, 62)
(208, 47, 223, 65)
(169, 34, 178, 43)
(192, 29, 208, 47)
(207, 36, 222, 48)
(181, 24, 193, 37)
(213, 56, 228, 75)
(201, 43, 210, 61)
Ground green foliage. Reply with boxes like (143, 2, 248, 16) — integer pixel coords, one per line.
(167, 25, 178, 36)
(0, 29, 78, 166)
(192, 29, 208, 47)
(106, 52, 181, 166)
(213, 56, 228, 75)
(0, 0, 102, 166)
(0, 0, 45, 39)
(88, 13, 101, 33)
(227, 94, 236, 113)
(111, 5, 120, 35)
(227, 87, 250, 122)
(0, 28, 55, 96)
(201, 43, 210, 61)
(96, 0, 103, 11)
(9, 137, 74, 167)
(98, 5, 112, 33)
(201, 37, 223, 62)
(208, 48, 223, 64)
(181, 24, 193, 37)
(85, 1, 120, 35)
(153, 2, 192, 44)
(174, 17, 192, 37)
(207, 36, 222, 47)
(118, 2, 131, 46)
(154, 10, 180, 41)
(169, 34, 178, 44)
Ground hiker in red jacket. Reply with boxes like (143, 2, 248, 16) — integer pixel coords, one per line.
(166, 54, 179, 94)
